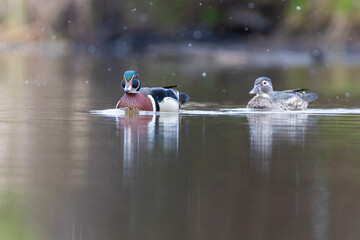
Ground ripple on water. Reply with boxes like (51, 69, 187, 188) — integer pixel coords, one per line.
(181, 108, 360, 116)
(91, 108, 360, 117)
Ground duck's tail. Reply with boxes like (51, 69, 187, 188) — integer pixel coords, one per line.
(179, 92, 190, 105)
(162, 85, 190, 105)
(283, 88, 309, 93)
(302, 93, 318, 102)
(163, 85, 178, 89)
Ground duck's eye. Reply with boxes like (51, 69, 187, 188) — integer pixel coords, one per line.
(133, 75, 137, 79)
(121, 79, 126, 88)
(132, 79, 139, 89)
(262, 81, 268, 85)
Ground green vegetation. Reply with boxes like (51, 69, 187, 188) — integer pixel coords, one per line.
(0, 0, 359, 43)
(0, 192, 37, 240)
(202, 7, 223, 26)
(285, 0, 360, 40)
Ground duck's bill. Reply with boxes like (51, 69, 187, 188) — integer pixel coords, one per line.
(249, 86, 260, 94)
(124, 82, 133, 93)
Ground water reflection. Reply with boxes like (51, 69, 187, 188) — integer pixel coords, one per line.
(116, 113, 180, 181)
(247, 113, 318, 168)
(3, 54, 360, 239)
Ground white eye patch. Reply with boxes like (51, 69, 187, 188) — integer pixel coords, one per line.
(262, 81, 268, 85)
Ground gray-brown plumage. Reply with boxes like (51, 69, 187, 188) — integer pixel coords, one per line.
(246, 77, 318, 110)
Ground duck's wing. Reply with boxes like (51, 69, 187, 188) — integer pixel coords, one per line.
(273, 91, 299, 101)
(140, 86, 190, 105)
(275, 90, 318, 102)
(139, 86, 178, 96)
(273, 91, 318, 110)
(273, 92, 307, 109)
(148, 88, 179, 102)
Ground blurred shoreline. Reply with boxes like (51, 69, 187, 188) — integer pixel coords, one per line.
(1, 0, 360, 69)
(2, 39, 360, 68)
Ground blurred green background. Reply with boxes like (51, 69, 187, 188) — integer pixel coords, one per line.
(1, 0, 360, 104)
(1, 0, 359, 51)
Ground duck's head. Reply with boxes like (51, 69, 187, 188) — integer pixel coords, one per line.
(249, 77, 273, 97)
(121, 70, 141, 94)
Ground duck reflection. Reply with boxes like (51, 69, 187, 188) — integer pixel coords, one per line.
(116, 113, 179, 178)
(247, 113, 317, 168)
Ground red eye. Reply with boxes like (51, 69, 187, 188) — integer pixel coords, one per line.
(133, 75, 137, 79)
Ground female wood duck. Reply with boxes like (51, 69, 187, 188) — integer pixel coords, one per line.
(246, 77, 318, 110)
(116, 70, 190, 112)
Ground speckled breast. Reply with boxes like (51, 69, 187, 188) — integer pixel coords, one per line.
(116, 93, 153, 111)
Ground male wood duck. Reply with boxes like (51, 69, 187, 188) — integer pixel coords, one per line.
(116, 70, 190, 112)
(246, 77, 318, 110)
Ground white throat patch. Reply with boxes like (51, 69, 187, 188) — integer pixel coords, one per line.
(257, 91, 272, 99)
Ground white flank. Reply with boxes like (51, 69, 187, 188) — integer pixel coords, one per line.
(147, 95, 157, 112)
(159, 97, 179, 112)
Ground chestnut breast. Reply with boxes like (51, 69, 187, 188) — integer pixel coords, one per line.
(116, 93, 153, 111)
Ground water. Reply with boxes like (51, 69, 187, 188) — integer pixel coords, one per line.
(1, 55, 360, 240)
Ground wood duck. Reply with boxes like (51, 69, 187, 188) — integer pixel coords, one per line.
(246, 77, 318, 110)
(116, 70, 190, 112)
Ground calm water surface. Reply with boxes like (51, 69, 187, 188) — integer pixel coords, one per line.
(1, 55, 360, 240)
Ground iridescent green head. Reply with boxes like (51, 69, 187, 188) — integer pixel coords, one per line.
(121, 70, 141, 93)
